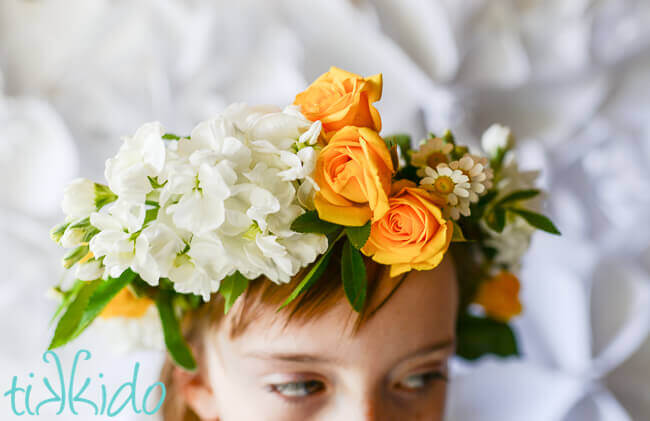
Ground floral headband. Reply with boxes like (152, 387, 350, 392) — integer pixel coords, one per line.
(48, 67, 560, 371)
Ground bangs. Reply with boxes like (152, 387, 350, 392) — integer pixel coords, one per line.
(196, 243, 406, 340)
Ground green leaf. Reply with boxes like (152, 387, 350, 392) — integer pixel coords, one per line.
(479, 190, 498, 206)
(341, 239, 367, 312)
(279, 232, 344, 310)
(485, 207, 506, 233)
(506, 208, 561, 235)
(69, 270, 138, 343)
(156, 289, 197, 371)
(384, 134, 412, 164)
(48, 270, 138, 350)
(48, 280, 101, 350)
(456, 314, 519, 360)
(496, 189, 540, 206)
(291, 211, 341, 235)
(219, 272, 249, 314)
(49, 281, 85, 325)
(441, 129, 455, 146)
(395, 165, 419, 183)
(162, 133, 181, 140)
(451, 221, 467, 242)
(345, 221, 371, 249)
(451, 145, 469, 161)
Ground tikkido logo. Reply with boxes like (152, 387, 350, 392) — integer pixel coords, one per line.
(3, 349, 166, 417)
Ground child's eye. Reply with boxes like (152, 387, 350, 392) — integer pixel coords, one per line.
(270, 380, 325, 398)
(397, 371, 448, 390)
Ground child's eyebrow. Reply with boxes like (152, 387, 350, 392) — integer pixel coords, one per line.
(401, 338, 455, 361)
(241, 338, 455, 365)
(242, 350, 342, 364)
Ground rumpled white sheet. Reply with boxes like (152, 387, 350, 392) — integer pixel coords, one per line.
(1, 1, 649, 420)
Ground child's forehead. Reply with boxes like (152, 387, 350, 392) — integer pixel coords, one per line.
(218, 259, 458, 365)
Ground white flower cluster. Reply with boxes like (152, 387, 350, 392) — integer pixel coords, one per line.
(484, 152, 541, 271)
(60, 104, 328, 301)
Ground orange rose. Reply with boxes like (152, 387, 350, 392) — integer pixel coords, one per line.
(362, 180, 453, 277)
(313, 126, 394, 226)
(473, 271, 522, 322)
(100, 288, 154, 319)
(294, 66, 382, 138)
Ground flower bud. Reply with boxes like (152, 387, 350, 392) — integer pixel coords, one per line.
(50, 222, 70, 244)
(481, 124, 514, 157)
(62, 178, 96, 220)
(62, 244, 90, 269)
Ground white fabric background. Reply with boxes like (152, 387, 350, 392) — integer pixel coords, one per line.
(0, 0, 649, 420)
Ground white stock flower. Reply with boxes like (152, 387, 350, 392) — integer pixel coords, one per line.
(278, 145, 318, 183)
(250, 110, 312, 151)
(88, 200, 145, 279)
(484, 217, 535, 271)
(75, 259, 105, 281)
(60, 226, 85, 248)
(62, 178, 96, 221)
(279, 233, 329, 275)
(188, 117, 252, 169)
(222, 102, 281, 132)
(105, 122, 166, 202)
(481, 124, 514, 157)
(298, 120, 322, 145)
(297, 178, 318, 210)
(133, 221, 186, 285)
(168, 235, 233, 301)
(165, 161, 236, 235)
(498, 152, 540, 192)
(86, 103, 327, 299)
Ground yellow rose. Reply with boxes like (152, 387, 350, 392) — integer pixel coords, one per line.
(100, 288, 154, 319)
(362, 180, 453, 277)
(313, 126, 394, 226)
(294, 66, 382, 138)
(473, 271, 523, 322)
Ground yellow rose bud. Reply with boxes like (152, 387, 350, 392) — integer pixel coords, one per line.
(313, 126, 394, 226)
(100, 288, 154, 319)
(473, 271, 523, 322)
(294, 66, 382, 139)
(362, 180, 453, 277)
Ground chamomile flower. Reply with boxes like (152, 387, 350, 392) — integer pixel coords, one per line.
(411, 137, 453, 175)
(449, 154, 494, 203)
(420, 163, 471, 220)
(444, 197, 471, 220)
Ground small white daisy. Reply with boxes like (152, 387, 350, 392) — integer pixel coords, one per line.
(443, 197, 471, 220)
(411, 137, 454, 175)
(449, 154, 494, 203)
(420, 163, 471, 220)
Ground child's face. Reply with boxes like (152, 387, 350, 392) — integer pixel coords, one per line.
(191, 259, 458, 421)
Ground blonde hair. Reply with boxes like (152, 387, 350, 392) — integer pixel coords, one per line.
(160, 249, 402, 421)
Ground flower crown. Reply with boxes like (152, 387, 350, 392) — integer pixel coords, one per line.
(48, 67, 560, 371)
